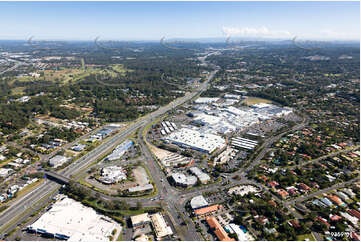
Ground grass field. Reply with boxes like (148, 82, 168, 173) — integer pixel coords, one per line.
(244, 96, 272, 105)
(8, 64, 134, 95)
(111, 64, 133, 74)
(15, 65, 108, 84)
(15, 68, 84, 84)
(296, 233, 316, 241)
(0, 159, 12, 168)
(11, 86, 26, 95)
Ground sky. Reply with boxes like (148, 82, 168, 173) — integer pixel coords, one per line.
(0, 1, 359, 41)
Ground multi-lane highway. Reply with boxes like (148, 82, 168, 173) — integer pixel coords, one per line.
(0, 55, 218, 237)
(0, 62, 23, 75)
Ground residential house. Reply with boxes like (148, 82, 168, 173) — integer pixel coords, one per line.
(320, 197, 333, 207)
(288, 220, 300, 229)
(278, 189, 289, 199)
(316, 217, 330, 228)
(347, 209, 360, 220)
(327, 195, 346, 207)
(298, 183, 311, 192)
(268, 181, 279, 188)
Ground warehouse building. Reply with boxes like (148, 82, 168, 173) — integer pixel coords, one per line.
(162, 128, 226, 154)
(105, 139, 133, 161)
(27, 195, 121, 241)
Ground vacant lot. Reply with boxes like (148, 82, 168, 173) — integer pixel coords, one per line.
(244, 96, 272, 105)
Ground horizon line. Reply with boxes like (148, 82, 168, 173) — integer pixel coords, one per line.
(0, 37, 359, 42)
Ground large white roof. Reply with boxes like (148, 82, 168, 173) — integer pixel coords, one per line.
(163, 128, 226, 153)
(194, 97, 220, 104)
(131, 213, 151, 226)
(190, 195, 209, 209)
(30, 195, 121, 241)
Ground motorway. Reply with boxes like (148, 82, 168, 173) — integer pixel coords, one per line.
(0, 54, 218, 237)
(0, 62, 23, 75)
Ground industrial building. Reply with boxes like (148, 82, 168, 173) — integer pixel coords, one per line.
(48, 155, 68, 168)
(27, 195, 122, 241)
(105, 139, 133, 161)
(189, 167, 210, 184)
(162, 128, 226, 154)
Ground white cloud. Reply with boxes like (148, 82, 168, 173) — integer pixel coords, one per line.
(222, 26, 293, 39)
(318, 29, 359, 40)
